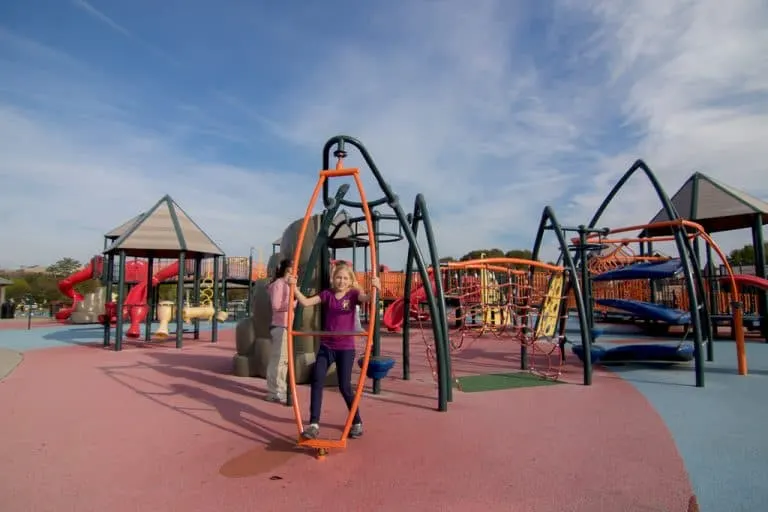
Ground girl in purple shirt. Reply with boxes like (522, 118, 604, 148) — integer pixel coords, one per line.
(289, 264, 380, 440)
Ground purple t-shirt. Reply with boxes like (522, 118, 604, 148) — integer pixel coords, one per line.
(319, 288, 361, 350)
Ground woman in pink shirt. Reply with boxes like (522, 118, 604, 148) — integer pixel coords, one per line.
(266, 259, 293, 404)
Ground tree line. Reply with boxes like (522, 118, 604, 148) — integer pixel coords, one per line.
(0, 257, 249, 305)
(2, 243, 765, 304)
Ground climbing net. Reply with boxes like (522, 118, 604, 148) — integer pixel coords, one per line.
(413, 258, 570, 381)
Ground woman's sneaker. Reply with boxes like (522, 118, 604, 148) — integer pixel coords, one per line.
(265, 394, 287, 405)
(349, 423, 364, 439)
(301, 423, 320, 439)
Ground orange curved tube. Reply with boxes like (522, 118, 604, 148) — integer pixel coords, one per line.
(444, 263, 526, 274)
(446, 257, 564, 273)
(285, 163, 379, 452)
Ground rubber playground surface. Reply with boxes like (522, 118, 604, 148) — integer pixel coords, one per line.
(0, 319, 767, 511)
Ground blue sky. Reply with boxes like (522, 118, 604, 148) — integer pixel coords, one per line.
(1, 0, 766, 268)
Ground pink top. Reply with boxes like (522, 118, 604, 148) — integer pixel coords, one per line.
(268, 277, 291, 327)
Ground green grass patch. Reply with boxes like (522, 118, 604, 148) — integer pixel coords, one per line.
(454, 372, 563, 393)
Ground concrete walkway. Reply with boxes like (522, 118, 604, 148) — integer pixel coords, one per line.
(0, 347, 22, 380)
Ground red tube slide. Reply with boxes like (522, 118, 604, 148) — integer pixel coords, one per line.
(125, 261, 180, 338)
(54, 261, 96, 321)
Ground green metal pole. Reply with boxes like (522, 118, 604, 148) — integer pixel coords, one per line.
(115, 251, 127, 352)
(402, 215, 413, 380)
(103, 254, 114, 347)
(247, 249, 254, 318)
(222, 257, 229, 312)
(176, 252, 186, 349)
(371, 212, 382, 395)
(704, 244, 716, 361)
(212, 256, 220, 343)
(193, 258, 201, 340)
(144, 256, 154, 342)
(415, 195, 451, 402)
(751, 214, 767, 342)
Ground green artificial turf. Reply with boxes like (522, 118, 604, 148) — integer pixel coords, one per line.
(454, 372, 563, 393)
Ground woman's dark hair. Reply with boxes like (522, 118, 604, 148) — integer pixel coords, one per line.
(271, 258, 293, 283)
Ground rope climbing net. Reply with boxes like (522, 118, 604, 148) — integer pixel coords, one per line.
(413, 258, 570, 382)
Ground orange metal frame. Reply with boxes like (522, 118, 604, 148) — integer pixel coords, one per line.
(285, 159, 379, 458)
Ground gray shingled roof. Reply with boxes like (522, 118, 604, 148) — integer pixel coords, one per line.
(103, 195, 225, 258)
(104, 212, 145, 239)
(642, 172, 768, 235)
(0, 277, 12, 286)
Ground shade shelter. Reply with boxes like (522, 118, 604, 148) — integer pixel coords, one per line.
(102, 195, 225, 350)
(641, 172, 768, 340)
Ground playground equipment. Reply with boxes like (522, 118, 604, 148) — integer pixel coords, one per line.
(182, 274, 230, 323)
(399, 257, 576, 382)
(286, 161, 378, 459)
(277, 135, 451, 459)
(565, 160, 747, 387)
(100, 195, 227, 351)
(154, 301, 175, 339)
(55, 258, 146, 322)
(69, 287, 107, 324)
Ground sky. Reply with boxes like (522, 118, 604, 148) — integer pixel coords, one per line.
(1, 0, 766, 270)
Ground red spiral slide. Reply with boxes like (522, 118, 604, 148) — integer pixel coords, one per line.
(55, 261, 97, 321)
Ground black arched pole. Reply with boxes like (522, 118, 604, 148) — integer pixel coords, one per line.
(321, 135, 450, 412)
(175, 251, 186, 349)
(585, 159, 706, 388)
(530, 207, 593, 385)
(144, 255, 154, 342)
(403, 194, 451, 398)
(114, 250, 127, 351)
(102, 253, 115, 347)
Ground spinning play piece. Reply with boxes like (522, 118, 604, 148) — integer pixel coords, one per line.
(285, 160, 379, 460)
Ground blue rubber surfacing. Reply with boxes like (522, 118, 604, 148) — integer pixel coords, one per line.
(563, 313, 768, 512)
(0, 322, 225, 352)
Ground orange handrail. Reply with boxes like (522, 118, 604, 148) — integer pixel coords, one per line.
(285, 157, 379, 454)
(447, 257, 564, 273)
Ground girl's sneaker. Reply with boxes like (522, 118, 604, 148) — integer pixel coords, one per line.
(301, 424, 320, 439)
(349, 423, 363, 438)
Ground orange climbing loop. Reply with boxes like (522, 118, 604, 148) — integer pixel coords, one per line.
(285, 157, 378, 460)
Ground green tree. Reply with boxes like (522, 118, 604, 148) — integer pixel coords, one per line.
(439, 256, 456, 263)
(46, 258, 83, 278)
(728, 243, 768, 266)
(4, 277, 31, 300)
(460, 248, 505, 261)
(24, 273, 60, 303)
(505, 249, 533, 260)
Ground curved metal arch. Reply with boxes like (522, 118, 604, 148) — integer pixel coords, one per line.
(586, 159, 708, 387)
(322, 135, 392, 209)
(320, 135, 452, 410)
(531, 206, 594, 385)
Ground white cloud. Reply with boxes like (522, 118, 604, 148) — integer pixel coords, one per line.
(564, 0, 768, 255)
(1, 0, 766, 271)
